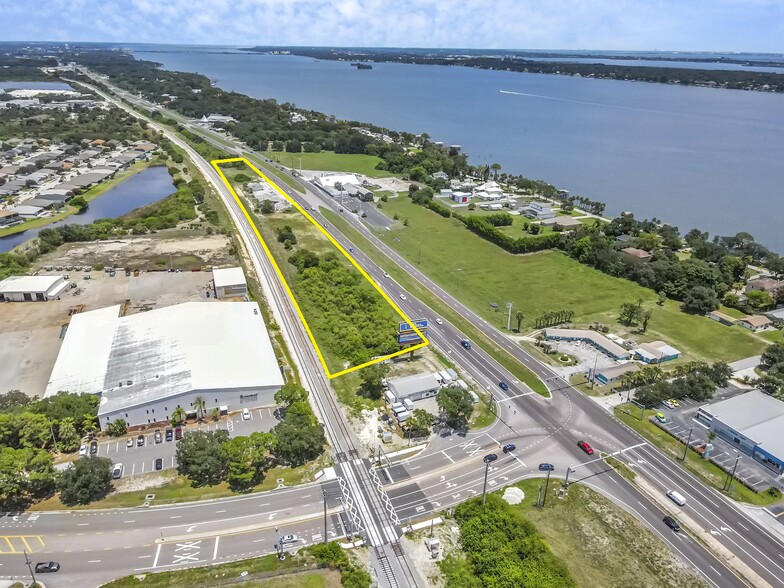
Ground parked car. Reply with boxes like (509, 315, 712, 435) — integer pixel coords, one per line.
(242, 408, 251, 421)
(112, 463, 124, 479)
(126, 438, 134, 448)
(280, 534, 299, 544)
(35, 562, 60, 573)
(577, 440, 594, 455)
(663, 516, 681, 532)
(399, 293, 407, 301)
(483, 453, 498, 464)
(78, 443, 88, 457)
(663, 398, 680, 409)
(155, 458, 163, 471)
(175, 427, 182, 441)
(502, 443, 516, 453)
(89, 441, 98, 455)
(154, 430, 163, 444)
(538, 463, 555, 472)
(655, 412, 667, 423)
(498, 381, 509, 391)
(136, 434, 145, 447)
(165, 428, 173, 442)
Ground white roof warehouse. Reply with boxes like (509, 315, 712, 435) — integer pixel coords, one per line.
(45, 301, 284, 430)
(0, 275, 69, 302)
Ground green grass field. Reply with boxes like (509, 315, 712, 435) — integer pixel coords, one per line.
(267, 150, 391, 178)
(376, 197, 767, 363)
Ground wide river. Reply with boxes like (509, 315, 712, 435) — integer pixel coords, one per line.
(135, 47, 784, 252)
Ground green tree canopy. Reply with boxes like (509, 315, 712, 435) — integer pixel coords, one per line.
(57, 456, 113, 506)
(175, 430, 230, 487)
(437, 385, 475, 429)
(0, 447, 56, 509)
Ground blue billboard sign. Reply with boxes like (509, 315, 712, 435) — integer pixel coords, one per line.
(398, 318, 428, 334)
(398, 332, 425, 345)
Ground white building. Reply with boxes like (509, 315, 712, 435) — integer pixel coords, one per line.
(387, 372, 441, 402)
(45, 301, 284, 430)
(315, 173, 361, 191)
(0, 275, 69, 302)
(213, 267, 248, 299)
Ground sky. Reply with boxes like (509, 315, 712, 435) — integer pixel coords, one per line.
(1, 0, 782, 53)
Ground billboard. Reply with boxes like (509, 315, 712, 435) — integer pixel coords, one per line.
(398, 332, 425, 345)
(398, 318, 428, 334)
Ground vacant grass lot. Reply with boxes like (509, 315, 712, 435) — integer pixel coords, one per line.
(513, 479, 708, 588)
(377, 197, 766, 363)
(267, 150, 390, 178)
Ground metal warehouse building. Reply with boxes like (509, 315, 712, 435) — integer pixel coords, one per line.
(0, 275, 69, 301)
(212, 266, 248, 299)
(387, 372, 441, 402)
(696, 390, 784, 473)
(45, 301, 284, 430)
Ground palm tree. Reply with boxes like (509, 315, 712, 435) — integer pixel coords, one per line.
(171, 407, 186, 427)
(194, 397, 206, 422)
(515, 311, 525, 332)
(81, 413, 97, 436)
(211, 407, 220, 422)
(490, 163, 501, 180)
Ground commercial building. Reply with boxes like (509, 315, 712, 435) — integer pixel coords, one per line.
(545, 328, 631, 360)
(633, 341, 681, 364)
(696, 390, 784, 473)
(387, 372, 441, 402)
(45, 301, 284, 430)
(595, 362, 641, 385)
(0, 275, 69, 302)
(213, 267, 248, 299)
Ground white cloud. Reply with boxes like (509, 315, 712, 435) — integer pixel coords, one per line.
(0, 0, 781, 51)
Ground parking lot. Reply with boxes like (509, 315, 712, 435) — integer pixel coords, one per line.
(653, 386, 783, 492)
(88, 406, 281, 478)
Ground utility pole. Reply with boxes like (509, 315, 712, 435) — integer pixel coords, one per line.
(681, 427, 694, 461)
(23, 550, 37, 587)
(724, 453, 741, 492)
(481, 459, 491, 506)
(590, 351, 598, 390)
(322, 489, 328, 544)
(563, 466, 573, 489)
(506, 302, 513, 331)
(274, 526, 284, 560)
(542, 468, 552, 507)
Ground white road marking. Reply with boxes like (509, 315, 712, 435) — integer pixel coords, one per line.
(213, 536, 220, 560)
(77, 523, 89, 526)
(709, 565, 722, 576)
(152, 543, 162, 568)
(215, 510, 226, 514)
(170, 515, 182, 519)
(87, 560, 101, 563)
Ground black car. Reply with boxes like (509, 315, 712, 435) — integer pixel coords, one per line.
(461, 339, 472, 349)
(538, 463, 555, 472)
(155, 458, 163, 471)
(35, 561, 60, 573)
(502, 443, 516, 453)
(89, 441, 98, 455)
(663, 516, 681, 532)
(165, 428, 173, 442)
(483, 453, 498, 464)
(498, 381, 509, 391)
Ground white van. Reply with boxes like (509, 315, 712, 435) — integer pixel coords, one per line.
(666, 490, 687, 507)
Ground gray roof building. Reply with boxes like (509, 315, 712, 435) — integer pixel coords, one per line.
(387, 372, 441, 401)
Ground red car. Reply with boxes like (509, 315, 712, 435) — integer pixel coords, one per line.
(577, 440, 594, 455)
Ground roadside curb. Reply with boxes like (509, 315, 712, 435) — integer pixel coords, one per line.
(633, 475, 771, 588)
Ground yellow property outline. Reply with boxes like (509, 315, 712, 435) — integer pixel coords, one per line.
(211, 157, 429, 379)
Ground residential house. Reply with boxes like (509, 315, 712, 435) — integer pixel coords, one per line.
(521, 201, 556, 220)
(543, 215, 582, 231)
(764, 308, 784, 326)
(708, 311, 738, 326)
(746, 277, 784, 296)
(450, 191, 470, 204)
(620, 247, 653, 263)
(738, 315, 773, 332)
(0, 210, 21, 226)
(432, 171, 449, 180)
(12, 205, 46, 218)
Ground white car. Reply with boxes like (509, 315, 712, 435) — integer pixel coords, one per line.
(112, 463, 124, 480)
(435, 318, 443, 325)
(242, 408, 251, 421)
(78, 443, 88, 457)
(126, 438, 134, 448)
(383, 272, 390, 278)
(280, 534, 299, 544)
(399, 294, 407, 301)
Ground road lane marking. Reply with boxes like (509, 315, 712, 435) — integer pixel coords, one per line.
(152, 543, 162, 568)
(213, 536, 220, 560)
(87, 560, 101, 563)
(169, 516, 182, 519)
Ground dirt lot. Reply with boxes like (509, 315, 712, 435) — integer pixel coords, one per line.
(0, 269, 217, 397)
(35, 232, 234, 272)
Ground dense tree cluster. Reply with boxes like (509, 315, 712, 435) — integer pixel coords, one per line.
(437, 385, 475, 429)
(0, 106, 145, 143)
(287, 249, 399, 366)
(57, 456, 113, 506)
(630, 362, 732, 407)
(443, 494, 576, 588)
(758, 343, 784, 399)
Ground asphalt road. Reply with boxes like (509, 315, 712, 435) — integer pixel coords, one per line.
(38, 75, 777, 588)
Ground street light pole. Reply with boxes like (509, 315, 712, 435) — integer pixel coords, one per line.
(681, 427, 694, 461)
(724, 453, 741, 492)
(506, 302, 513, 331)
(322, 489, 328, 545)
(481, 460, 491, 506)
(23, 550, 37, 586)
